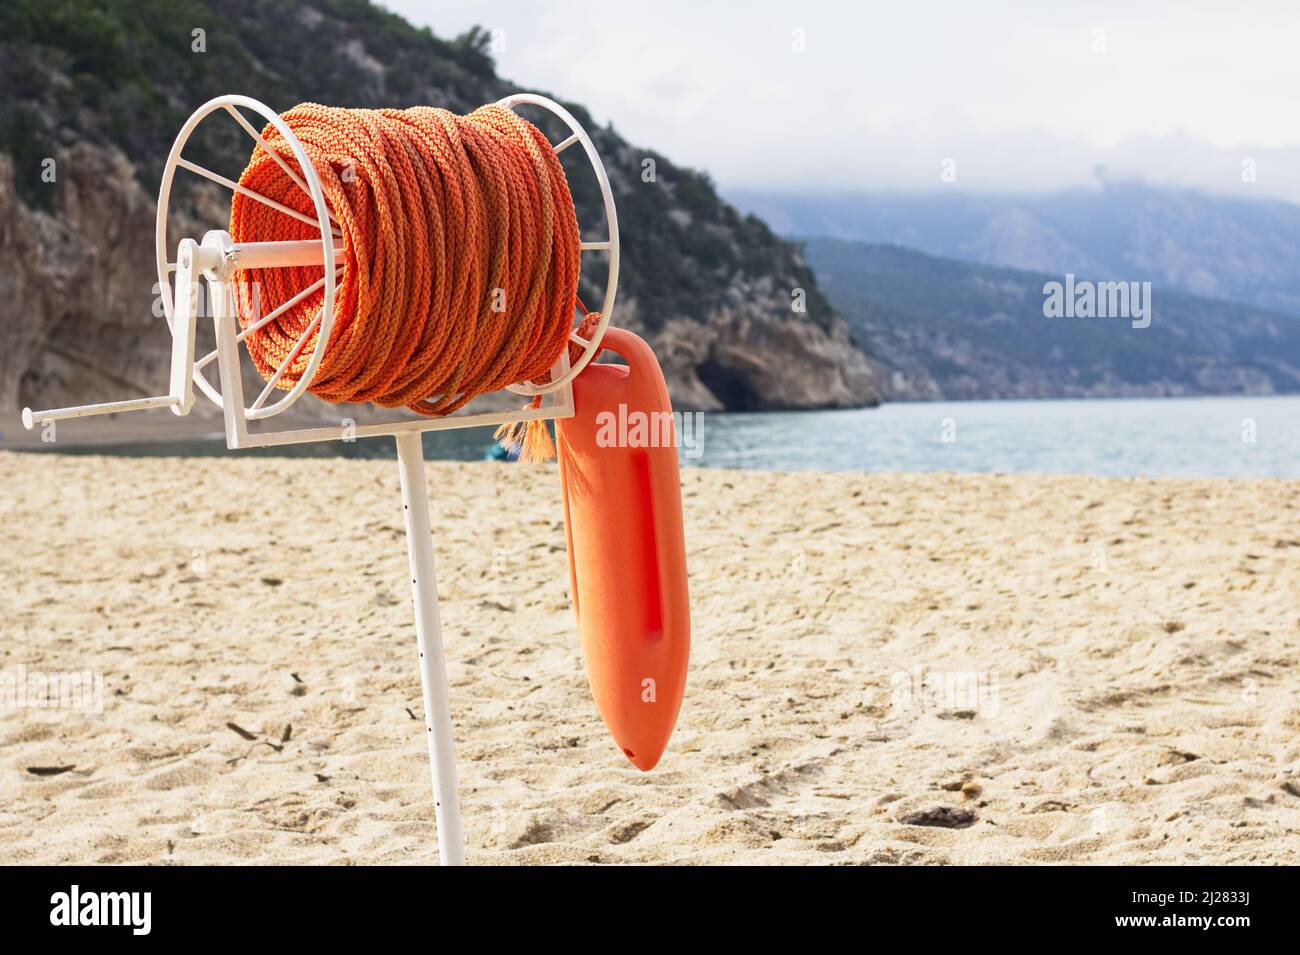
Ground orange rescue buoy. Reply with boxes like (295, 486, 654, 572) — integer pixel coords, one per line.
(557, 328, 690, 770)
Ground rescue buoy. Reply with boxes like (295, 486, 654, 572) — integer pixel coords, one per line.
(557, 327, 691, 770)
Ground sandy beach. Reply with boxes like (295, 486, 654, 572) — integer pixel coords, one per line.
(1, 449, 1297, 864)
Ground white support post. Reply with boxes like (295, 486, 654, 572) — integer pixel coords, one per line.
(394, 431, 466, 866)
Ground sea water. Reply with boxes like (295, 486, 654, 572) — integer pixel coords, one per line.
(27, 394, 1300, 479)
(688, 394, 1300, 478)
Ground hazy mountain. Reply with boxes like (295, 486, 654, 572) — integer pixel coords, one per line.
(734, 186, 1300, 318)
(804, 238, 1300, 400)
(0, 0, 878, 429)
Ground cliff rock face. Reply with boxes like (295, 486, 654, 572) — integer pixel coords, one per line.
(0, 0, 879, 429)
(0, 146, 166, 415)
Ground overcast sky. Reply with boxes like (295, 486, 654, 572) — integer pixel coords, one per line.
(383, 1, 1300, 202)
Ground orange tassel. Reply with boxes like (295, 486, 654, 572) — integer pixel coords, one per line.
(493, 308, 602, 463)
(521, 418, 555, 462)
(493, 396, 556, 463)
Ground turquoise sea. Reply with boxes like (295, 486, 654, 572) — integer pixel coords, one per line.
(683, 394, 1300, 478)
(29, 394, 1300, 478)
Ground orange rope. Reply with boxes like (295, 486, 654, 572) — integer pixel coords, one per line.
(228, 102, 583, 420)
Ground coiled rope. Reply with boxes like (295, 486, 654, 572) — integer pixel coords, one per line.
(229, 102, 597, 458)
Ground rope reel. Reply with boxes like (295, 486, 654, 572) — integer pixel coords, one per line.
(23, 92, 620, 441)
(230, 101, 582, 418)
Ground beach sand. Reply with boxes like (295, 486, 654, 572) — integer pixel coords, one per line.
(1, 449, 1297, 864)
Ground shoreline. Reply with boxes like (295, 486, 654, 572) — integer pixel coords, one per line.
(7, 390, 1300, 447)
(5, 393, 1299, 482)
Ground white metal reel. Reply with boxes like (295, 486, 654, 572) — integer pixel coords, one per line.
(23, 92, 620, 448)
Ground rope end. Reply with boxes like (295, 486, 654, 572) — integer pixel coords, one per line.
(493, 397, 555, 463)
(520, 418, 556, 463)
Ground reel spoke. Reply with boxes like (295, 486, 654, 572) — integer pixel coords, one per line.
(177, 157, 340, 237)
(579, 240, 610, 251)
(223, 105, 342, 233)
(554, 132, 580, 154)
(194, 272, 336, 372)
(251, 307, 322, 410)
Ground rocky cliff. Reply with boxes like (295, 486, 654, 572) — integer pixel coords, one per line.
(0, 0, 879, 432)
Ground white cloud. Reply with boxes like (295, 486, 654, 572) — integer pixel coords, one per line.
(382, 0, 1300, 201)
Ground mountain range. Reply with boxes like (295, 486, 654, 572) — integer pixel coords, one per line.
(802, 238, 1300, 401)
(733, 185, 1300, 319)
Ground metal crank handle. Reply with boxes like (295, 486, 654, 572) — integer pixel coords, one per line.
(22, 238, 211, 430)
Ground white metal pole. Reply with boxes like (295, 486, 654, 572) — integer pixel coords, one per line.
(394, 431, 465, 866)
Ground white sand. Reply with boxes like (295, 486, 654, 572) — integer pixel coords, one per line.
(1, 450, 1297, 864)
